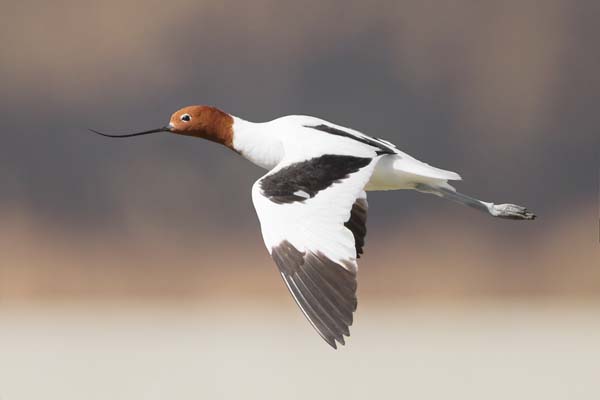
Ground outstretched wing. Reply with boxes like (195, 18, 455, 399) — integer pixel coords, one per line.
(252, 154, 377, 348)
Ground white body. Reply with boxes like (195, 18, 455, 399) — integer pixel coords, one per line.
(229, 113, 533, 348)
(232, 115, 461, 191)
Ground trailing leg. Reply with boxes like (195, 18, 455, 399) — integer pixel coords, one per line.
(415, 183, 536, 220)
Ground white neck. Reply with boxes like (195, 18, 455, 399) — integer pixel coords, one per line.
(231, 117, 284, 170)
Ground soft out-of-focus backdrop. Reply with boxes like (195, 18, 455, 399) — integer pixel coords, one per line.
(1, 1, 599, 399)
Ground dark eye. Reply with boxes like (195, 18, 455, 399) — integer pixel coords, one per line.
(180, 114, 191, 122)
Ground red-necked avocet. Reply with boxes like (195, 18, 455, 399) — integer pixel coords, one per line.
(92, 105, 535, 349)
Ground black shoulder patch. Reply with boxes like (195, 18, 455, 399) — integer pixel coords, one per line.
(344, 198, 368, 258)
(260, 154, 371, 204)
(305, 124, 396, 155)
(271, 240, 357, 349)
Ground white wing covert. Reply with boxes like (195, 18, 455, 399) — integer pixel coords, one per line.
(252, 154, 378, 348)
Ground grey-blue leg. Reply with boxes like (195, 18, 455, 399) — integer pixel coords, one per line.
(415, 184, 536, 220)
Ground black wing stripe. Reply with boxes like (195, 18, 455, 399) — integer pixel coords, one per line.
(305, 124, 396, 155)
(272, 240, 357, 348)
(260, 155, 372, 204)
(344, 197, 368, 258)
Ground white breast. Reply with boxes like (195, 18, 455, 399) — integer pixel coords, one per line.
(231, 117, 284, 170)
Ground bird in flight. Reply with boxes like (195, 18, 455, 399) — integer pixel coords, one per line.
(91, 105, 535, 349)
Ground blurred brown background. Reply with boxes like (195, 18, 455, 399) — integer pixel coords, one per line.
(0, 1, 599, 399)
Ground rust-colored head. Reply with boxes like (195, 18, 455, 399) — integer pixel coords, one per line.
(90, 105, 234, 149)
(167, 106, 233, 147)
